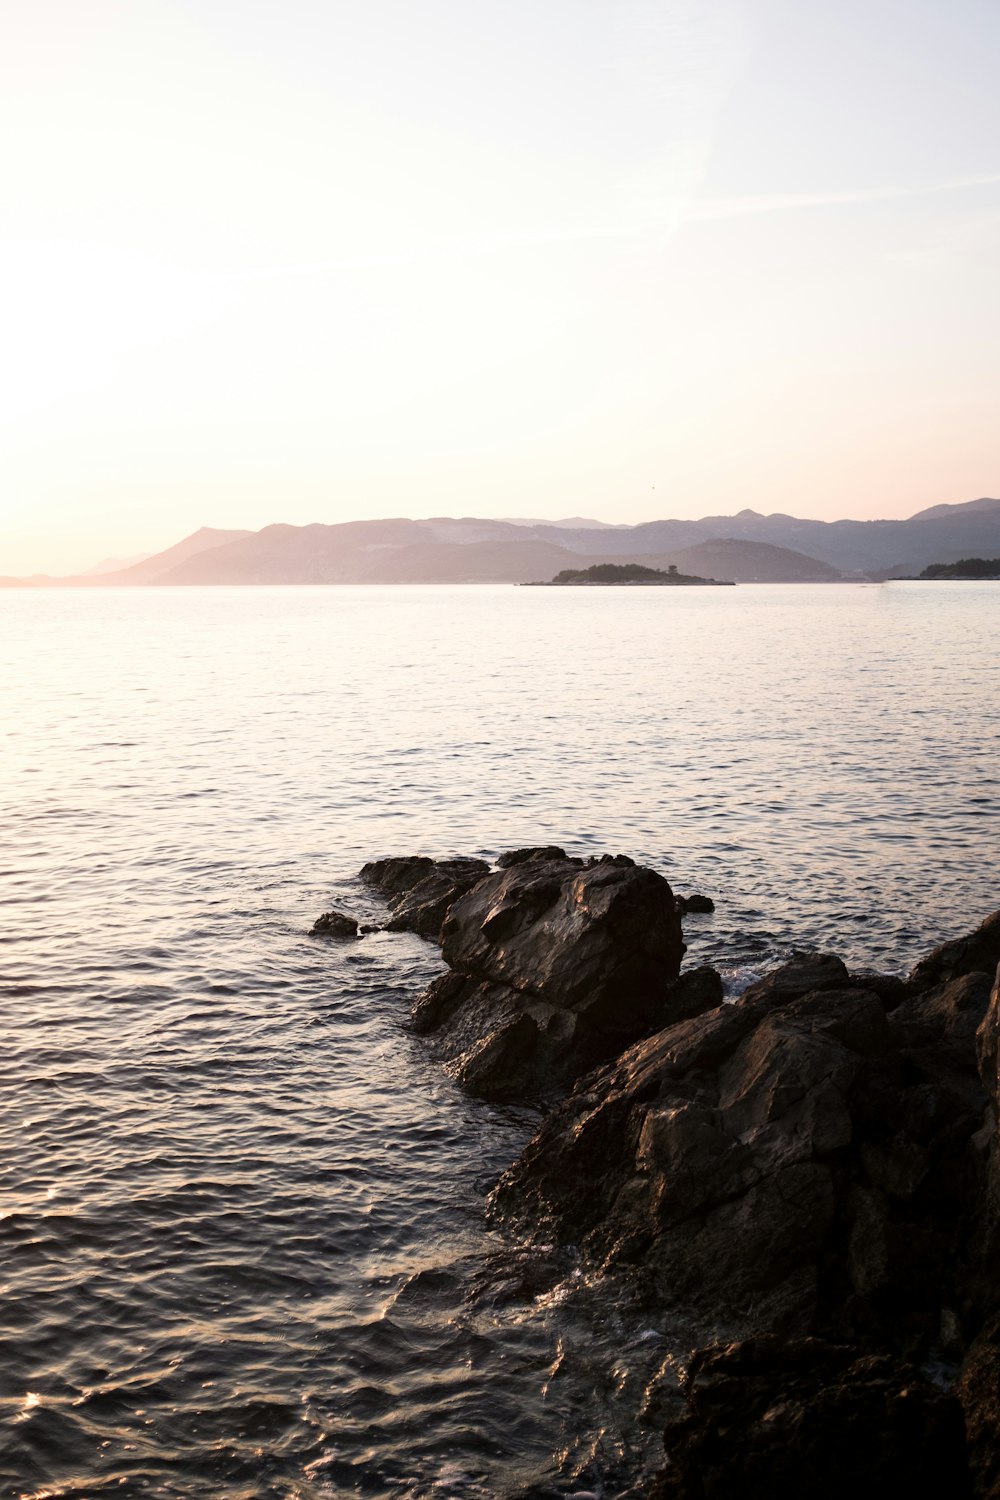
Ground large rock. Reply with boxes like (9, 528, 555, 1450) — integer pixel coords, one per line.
(889, 970, 993, 1114)
(488, 951, 982, 1342)
(975, 962, 1000, 1119)
(416, 853, 688, 1098)
(911, 908, 1000, 989)
(440, 854, 683, 1021)
(651, 1337, 970, 1500)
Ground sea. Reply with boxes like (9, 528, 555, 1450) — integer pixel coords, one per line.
(1, 581, 998, 1499)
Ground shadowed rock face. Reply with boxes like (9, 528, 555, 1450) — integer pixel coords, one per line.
(488, 947, 991, 1342)
(910, 909, 1000, 989)
(957, 961, 1000, 1496)
(650, 1337, 971, 1500)
(441, 855, 683, 1021)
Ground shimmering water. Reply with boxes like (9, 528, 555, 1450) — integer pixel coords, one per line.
(1, 581, 998, 1498)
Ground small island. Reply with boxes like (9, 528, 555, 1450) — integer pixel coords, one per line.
(918, 556, 1000, 579)
(527, 562, 734, 587)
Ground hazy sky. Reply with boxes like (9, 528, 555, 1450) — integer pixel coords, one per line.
(3, 0, 999, 573)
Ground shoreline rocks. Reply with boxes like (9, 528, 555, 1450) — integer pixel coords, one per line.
(317, 848, 1000, 1494)
(349, 849, 693, 1098)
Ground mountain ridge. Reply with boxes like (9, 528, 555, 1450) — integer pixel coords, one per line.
(4, 500, 998, 586)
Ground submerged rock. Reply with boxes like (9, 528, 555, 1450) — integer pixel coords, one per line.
(310, 909, 359, 938)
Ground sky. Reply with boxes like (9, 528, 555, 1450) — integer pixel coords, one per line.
(2, 0, 999, 574)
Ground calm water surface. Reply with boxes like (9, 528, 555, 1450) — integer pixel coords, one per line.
(1, 582, 998, 1498)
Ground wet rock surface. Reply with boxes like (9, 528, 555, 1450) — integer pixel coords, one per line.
(911, 908, 1000, 989)
(310, 908, 359, 938)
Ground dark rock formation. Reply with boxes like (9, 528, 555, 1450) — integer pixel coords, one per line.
(650, 1337, 970, 1499)
(488, 946, 991, 1343)
(420, 854, 687, 1098)
(358, 854, 435, 896)
(359, 855, 490, 940)
(740, 949, 850, 1001)
(481, 919, 1000, 1497)
(310, 909, 359, 938)
(354, 849, 707, 1098)
(347, 856, 1000, 1493)
(910, 909, 1000, 989)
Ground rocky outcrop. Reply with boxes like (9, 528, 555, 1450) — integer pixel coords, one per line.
(346, 849, 1000, 1493)
(495, 845, 570, 868)
(417, 853, 687, 1098)
(483, 918, 1000, 1497)
(359, 855, 490, 939)
(488, 944, 993, 1345)
(675, 892, 715, 914)
(355, 849, 696, 1099)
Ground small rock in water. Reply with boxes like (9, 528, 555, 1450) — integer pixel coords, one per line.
(676, 892, 715, 914)
(310, 909, 359, 938)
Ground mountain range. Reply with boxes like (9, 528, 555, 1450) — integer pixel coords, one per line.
(4, 498, 1000, 586)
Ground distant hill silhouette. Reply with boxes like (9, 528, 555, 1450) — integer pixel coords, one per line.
(4, 501, 999, 586)
(99, 527, 253, 583)
(83, 552, 153, 575)
(140, 525, 841, 585)
(654, 538, 841, 583)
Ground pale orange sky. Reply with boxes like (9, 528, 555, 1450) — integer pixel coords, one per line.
(2, 0, 998, 574)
